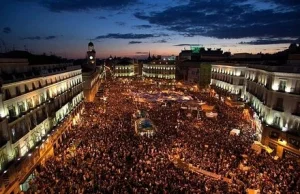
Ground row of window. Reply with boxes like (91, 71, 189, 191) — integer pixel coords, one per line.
(212, 73, 244, 86)
(6, 80, 83, 121)
(143, 66, 175, 70)
(211, 67, 244, 77)
(3, 72, 81, 101)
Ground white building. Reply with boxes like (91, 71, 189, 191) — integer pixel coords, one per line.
(114, 63, 135, 77)
(142, 61, 176, 80)
(211, 63, 247, 100)
(211, 62, 300, 158)
(0, 58, 84, 193)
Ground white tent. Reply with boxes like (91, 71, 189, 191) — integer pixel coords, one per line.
(230, 129, 240, 136)
(205, 112, 218, 118)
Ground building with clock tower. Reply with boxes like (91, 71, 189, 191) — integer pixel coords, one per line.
(81, 41, 102, 102)
(86, 41, 96, 71)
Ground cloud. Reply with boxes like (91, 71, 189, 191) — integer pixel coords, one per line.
(3, 27, 11, 34)
(93, 33, 166, 40)
(21, 35, 60, 40)
(263, 0, 300, 6)
(115, 22, 126, 26)
(240, 38, 300, 45)
(133, 24, 152, 29)
(134, 0, 300, 39)
(173, 44, 203, 46)
(45, 35, 57, 40)
(129, 41, 142, 44)
(96, 16, 107, 19)
(18, 0, 138, 12)
(153, 39, 167, 43)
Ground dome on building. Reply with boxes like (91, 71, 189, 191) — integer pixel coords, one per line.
(88, 42, 94, 47)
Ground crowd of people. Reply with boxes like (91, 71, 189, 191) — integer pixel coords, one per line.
(27, 79, 300, 194)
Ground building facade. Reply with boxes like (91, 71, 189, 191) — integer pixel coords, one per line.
(142, 61, 176, 80)
(114, 61, 135, 78)
(210, 62, 300, 158)
(245, 65, 300, 158)
(211, 63, 247, 101)
(0, 59, 84, 193)
(177, 61, 212, 89)
(82, 42, 102, 102)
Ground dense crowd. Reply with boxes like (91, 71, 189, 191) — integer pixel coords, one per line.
(27, 79, 300, 194)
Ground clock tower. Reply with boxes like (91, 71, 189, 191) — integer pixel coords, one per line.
(86, 41, 96, 71)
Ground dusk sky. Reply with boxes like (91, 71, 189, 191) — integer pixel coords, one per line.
(1, 0, 299, 59)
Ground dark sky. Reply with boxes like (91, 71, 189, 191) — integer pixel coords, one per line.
(0, 0, 299, 58)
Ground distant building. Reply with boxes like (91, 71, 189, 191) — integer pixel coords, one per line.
(176, 61, 211, 88)
(142, 60, 176, 80)
(114, 59, 135, 77)
(179, 47, 227, 61)
(179, 50, 192, 61)
(84, 42, 96, 72)
(82, 42, 101, 102)
(231, 53, 262, 59)
(201, 48, 227, 60)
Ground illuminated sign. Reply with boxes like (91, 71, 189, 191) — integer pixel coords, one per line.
(190, 44, 204, 54)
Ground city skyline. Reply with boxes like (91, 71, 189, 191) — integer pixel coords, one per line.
(1, 0, 299, 59)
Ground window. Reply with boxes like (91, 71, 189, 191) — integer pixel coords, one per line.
(239, 79, 244, 85)
(289, 138, 300, 149)
(34, 96, 39, 106)
(16, 86, 21, 95)
(8, 105, 16, 117)
(296, 102, 300, 114)
(5, 89, 11, 100)
(279, 80, 286, 91)
(295, 80, 300, 94)
(40, 94, 45, 103)
(275, 98, 283, 110)
(25, 84, 29, 93)
(32, 82, 36, 90)
(11, 127, 15, 137)
(18, 102, 26, 113)
(274, 116, 281, 126)
(27, 99, 33, 109)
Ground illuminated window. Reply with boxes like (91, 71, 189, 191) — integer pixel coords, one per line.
(278, 80, 286, 92)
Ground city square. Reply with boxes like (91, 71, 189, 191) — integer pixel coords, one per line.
(1, 0, 300, 193)
(25, 78, 299, 193)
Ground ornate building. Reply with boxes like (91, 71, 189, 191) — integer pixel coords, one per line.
(211, 63, 247, 101)
(0, 58, 84, 193)
(142, 61, 176, 80)
(85, 42, 96, 71)
(114, 61, 135, 77)
(211, 62, 300, 159)
(82, 42, 102, 102)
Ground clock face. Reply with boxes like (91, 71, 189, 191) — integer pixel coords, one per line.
(90, 56, 93, 60)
